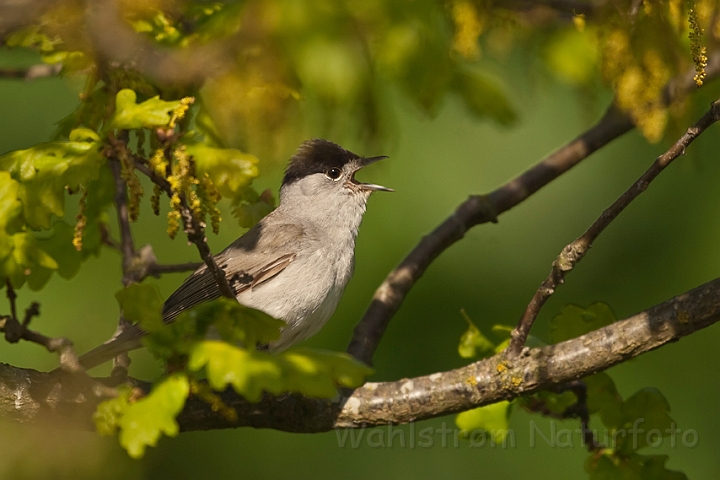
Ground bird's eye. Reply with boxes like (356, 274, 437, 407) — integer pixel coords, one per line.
(326, 167, 342, 180)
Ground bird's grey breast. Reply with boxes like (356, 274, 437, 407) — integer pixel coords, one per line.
(235, 218, 356, 352)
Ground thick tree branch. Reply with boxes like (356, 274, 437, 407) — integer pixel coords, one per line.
(508, 97, 720, 354)
(2, 276, 719, 432)
(347, 51, 720, 366)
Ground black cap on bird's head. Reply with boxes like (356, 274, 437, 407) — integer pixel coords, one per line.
(283, 139, 392, 192)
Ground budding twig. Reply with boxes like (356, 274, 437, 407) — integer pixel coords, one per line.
(108, 134, 137, 286)
(2, 280, 83, 373)
(131, 151, 235, 298)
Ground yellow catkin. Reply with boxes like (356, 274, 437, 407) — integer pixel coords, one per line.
(451, 0, 483, 60)
(167, 210, 181, 239)
(600, 24, 671, 142)
(149, 148, 168, 176)
(198, 172, 222, 234)
(72, 188, 88, 251)
(166, 145, 204, 236)
(689, 5, 707, 87)
(573, 14, 586, 32)
(168, 97, 195, 129)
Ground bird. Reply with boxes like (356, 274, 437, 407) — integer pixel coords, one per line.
(75, 138, 392, 370)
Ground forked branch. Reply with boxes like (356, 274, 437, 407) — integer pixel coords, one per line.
(347, 51, 720, 365)
(508, 98, 720, 353)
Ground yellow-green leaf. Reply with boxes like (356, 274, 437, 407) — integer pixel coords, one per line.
(550, 302, 616, 344)
(458, 310, 494, 359)
(109, 89, 185, 130)
(0, 129, 104, 229)
(115, 284, 164, 331)
(186, 143, 259, 200)
(118, 375, 189, 459)
(187, 341, 373, 402)
(456, 401, 512, 444)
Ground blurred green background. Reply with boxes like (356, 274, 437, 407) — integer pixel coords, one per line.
(2, 46, 720, 479)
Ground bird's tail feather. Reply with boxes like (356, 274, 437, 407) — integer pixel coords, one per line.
(53, 325, 145, 373)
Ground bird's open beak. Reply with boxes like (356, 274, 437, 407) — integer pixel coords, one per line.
(355, 155, 393, 192)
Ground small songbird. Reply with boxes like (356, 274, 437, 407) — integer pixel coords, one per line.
(76, 139, 391, 370)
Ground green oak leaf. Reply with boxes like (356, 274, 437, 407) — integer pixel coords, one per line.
(108, 89, 185, 130)
(0, 128, 104, 230)
(586, 452, 687, 480)
(115, 284, 164, 331)
(452, 68, 517, 126)
(615, 388, 675, 453)
(550, 302, 617, 344)
(457, 310, 495, 359)
(281, 348, 374, 393)
(231, 188, 275, 228)
(117, 375, 189, 459)
(518, 390, 578, 417)
(185, 143, 259, 200)
(188, 341, 284, 401)
(182, 297, 284, 346)
(1, 233, 56, 290)
(36, 221, 84, 279)
(398, 31, 454, 115)
(0, 172, 23, 236)
(543, 28, 598, 86)
(456, 401, 513, 445)
(187, 341, 373, 402)
(489, 324, 545, 353)
(4, 25, 60, 52)
(93, 386, 132, 437)
(1, 220, 99, 289)
(142, 298, 284, 360)
(585, 372, 624, 430)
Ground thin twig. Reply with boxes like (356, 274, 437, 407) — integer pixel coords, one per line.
(5, 279, 17, 326)
(508, 98, 720, 354)
(346, 51, 720, 366)
(129, 150, 235, 298)
(99, 223, 121, 250)
(106, 133, 140, 375)
(21, 302, 40, 328)
(560, 380, 601, 451)
(108, 139, 136, 286)
(520, 380, 601, 452)
(2, 282, 83, 373)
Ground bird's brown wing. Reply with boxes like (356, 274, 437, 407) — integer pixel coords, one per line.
(162, 221, 303, 321)
(71, 220, 304, 372)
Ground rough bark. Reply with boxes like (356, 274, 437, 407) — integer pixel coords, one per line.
(2, 276, 718, 433)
